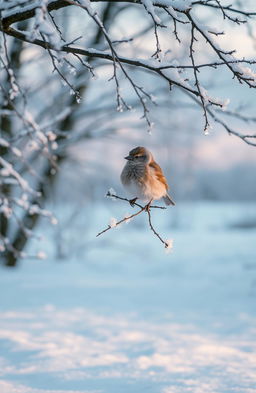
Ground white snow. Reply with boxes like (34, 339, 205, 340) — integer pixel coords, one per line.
(165, 238, 174, 252)
(0, 138, 9, 147)
(11, 147, 22, 157)
(36, 251, 47, 259)
(109, 217, 118, 228)
(153, 0, 192, 12)
(106, 188, 117, 201)
(142, 0, 162, 25)
(0, 202, 256, 393)
(0, 157, 35, 194)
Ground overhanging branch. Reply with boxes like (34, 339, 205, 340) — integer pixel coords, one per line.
(2, 26, 201, 99)
(1, 0, 256, 145)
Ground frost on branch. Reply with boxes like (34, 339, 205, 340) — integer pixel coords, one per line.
(97, 192, 173, 251)
(1, 0, 256, 142)
(165, 238, 174, 254)
(106, 188, 117, 200)
(109, 217, 118, 228)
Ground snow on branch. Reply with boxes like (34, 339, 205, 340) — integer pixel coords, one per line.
(96, 191, 173, 251)
(186, 12, 256, 88)
(1, 0, 256, 141)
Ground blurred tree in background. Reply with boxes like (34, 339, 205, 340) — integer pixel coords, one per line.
(1, 0, 256, 266)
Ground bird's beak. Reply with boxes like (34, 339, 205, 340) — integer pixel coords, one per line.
(124, 155, 132, 160)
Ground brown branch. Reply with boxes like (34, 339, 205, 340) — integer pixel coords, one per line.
(146, 206, 168, 247)
(105, 191, 166, 209)
(191, 1, 256, 19)
(1, 1, 72, 30)
(96, 192, 170, 249)
(4, 0, 252, 103)
(96, 204, 145, 237)
(42, 35, 81, 102)
(2, 0, 254, 31)
(3, 10, 246, 108)
(65, 0, 156, 128)
(183, 89, 256, 147)
(159, 59, 256, 70)
(186, 11, 256, 87)
(189, 24, 210, 134)
(2, 0, 256, 142)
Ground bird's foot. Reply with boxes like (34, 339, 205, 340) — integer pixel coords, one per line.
(144, 200, 152, 212)
(129, 197, 138, 207)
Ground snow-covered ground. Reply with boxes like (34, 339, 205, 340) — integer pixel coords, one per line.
(0, 202, 256, 393)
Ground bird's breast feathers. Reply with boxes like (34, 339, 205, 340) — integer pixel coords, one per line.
(121, 161, 167, 201)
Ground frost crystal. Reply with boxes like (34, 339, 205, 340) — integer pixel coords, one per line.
(142, 0, 162, 25)
(51, 142, 58, 150)
(124, 213, 132, 224)
(29, 205, 40, 215)
(0, 202, 12, 218)
(46, 131, 57, 141)
(27, 140, 40, 151)
(204, 123, 213, 136)
(200, 87, 230, 110)
(51, 217, 58, 225)
(12, 147, 22, 157)
(109, 187, 117, 195)
(0, 138, 9, 147)
(107, 188, 117, 200)
(109, 217, 117, 228)
(37, 251, 47, 260)
(165, 239, 174, 253)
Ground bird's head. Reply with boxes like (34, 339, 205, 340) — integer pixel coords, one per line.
(124, 146, 152, 164)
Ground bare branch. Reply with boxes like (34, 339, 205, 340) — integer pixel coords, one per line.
(105, 191, 166, 209)
(184, 89, 256, 146)
(189, 24, 210, 134)
(192, 1, 256, 19)
(96, 192, 170, 249)
(186, 11, 256, 87)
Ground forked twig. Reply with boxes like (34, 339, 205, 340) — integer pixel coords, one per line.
(96, 192, 173, 249)
(105, 192, 166, 209)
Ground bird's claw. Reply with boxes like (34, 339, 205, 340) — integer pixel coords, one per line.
(129, 198, 138, 207)
(144, 200, 152, 212)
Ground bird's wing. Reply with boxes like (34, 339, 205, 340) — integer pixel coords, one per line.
(149, 161, 169, 191)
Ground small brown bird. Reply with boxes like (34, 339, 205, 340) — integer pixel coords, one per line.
(121, 146, 175, 207)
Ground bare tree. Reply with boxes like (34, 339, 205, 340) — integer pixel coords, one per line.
(0, 0, 256, 266)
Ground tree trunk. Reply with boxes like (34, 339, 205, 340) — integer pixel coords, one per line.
(3, 4, 114, 266)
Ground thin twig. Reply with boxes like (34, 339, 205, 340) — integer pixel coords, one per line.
(96, 205, 145, 237)
(146, 208, 168, 247)
(189, 24, 210, 134)
(105, 191, 166, 209)
(96, 192, 170, 249)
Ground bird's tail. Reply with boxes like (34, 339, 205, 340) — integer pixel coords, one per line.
(163, 193, 175, 206)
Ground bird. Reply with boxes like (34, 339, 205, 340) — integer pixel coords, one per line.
(121, 146, 175, 208)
